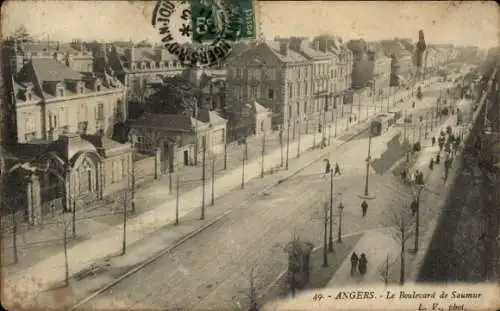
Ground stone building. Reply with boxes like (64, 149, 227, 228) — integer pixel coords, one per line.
(92, 43, 185, 108)
(226, 38, 347, 143)
(2, 58, 131, 224)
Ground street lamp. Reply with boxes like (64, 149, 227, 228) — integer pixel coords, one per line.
(411, 183, 425, 253)
(337, 202, 344, 243)
(358, 123, 376, 200)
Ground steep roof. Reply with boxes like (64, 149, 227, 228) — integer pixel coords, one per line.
(132, 112, 205, 132)
(197, 109, 227, 125)
(30, 58, 83, 82)
(264, 41, 308, 62)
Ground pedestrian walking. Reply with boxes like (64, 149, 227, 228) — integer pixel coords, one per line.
(350, 252, 359, 276)
(361, 200, 368, 217)
(401, 169, 407, 182)
(432, 136, 436, 146)
(358, 253, 368, 275)
(334, 163, 342, 176)
(323, 159, 331, 178)
(429, 158, 434, 170)
(436, 153, 440, 164)
(410, 200, 418, 216)
(349, 116, 352, 124)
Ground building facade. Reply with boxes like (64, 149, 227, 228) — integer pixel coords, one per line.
(3, 57, 131, 224)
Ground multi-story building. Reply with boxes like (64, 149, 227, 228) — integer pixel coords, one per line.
(226, 39, 324, 139)
(92, 43, 185, 106)
(8, 40, 94, 74)
(312, 35, 353, 113)
(372, 51, 392, 100)
(4, 57, 132, 224)
(379, 39, 416, 87)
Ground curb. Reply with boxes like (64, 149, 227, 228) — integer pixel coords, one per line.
(68, 209, 232, 310)
(67, 111, 380, 310)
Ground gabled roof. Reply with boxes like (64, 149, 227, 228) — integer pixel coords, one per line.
(29, 58, 83, 82)
(253, 101, 270, 113)
(197, 109, 227, 125)
(264, 41, 308, 62)
(132, 112, 206, 132)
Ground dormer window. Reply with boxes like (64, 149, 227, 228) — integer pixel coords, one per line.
(131, 63, 137, 70)
(159, 62, 164, 68)
(140, 62, 146, 70)
(27, 92, 32, 101)
(165, 61, 170, 68)
(79, 86, 84, 93)
(58, 88, 64, 97)
(151, 61, 156, 69)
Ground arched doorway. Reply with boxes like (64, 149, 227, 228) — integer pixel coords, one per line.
(39, 154, 67, 216)
(72, 151, 101, 205)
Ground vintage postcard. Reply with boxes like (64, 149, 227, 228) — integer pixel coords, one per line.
(0, 1, 499, 310)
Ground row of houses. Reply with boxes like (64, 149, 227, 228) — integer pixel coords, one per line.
(0, 37, 460, 224)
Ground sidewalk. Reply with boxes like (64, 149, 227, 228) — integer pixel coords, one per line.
(4, 91, 406, 308)
(326, 103, 472, 287)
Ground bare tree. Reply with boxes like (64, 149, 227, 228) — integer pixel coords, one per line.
(58, 210, 71, 286)
(383, 204, 416, 285)
(231, 266, 263, 311)
(377, 255, 397, 287)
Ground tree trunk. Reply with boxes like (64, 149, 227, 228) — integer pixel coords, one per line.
(63, 222, 69, 286)
(400, 239, 405, 285)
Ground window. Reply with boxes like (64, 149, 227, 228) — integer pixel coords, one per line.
(249, 86, 258, 99)
(288, 82, 293, 98)
(298, 68, 301, 79)
(304, 101, 307, 114)
(235, 68, 242, 78)
(24, 113, 36, 133)
(260, 120, 265, 132)
(304, 82, 308, 95)
(304, 68, 308, 78)
(267, 87, 274, 100)
(296, 102, 300, 118)
(78, 121, 88, 133)
(96, 103, 104, 121)
(297, 83, 301, 97)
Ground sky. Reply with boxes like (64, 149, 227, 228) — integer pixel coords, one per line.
(1, 0, 499, 49)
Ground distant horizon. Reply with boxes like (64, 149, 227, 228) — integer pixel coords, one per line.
(2, 1, 498, 49)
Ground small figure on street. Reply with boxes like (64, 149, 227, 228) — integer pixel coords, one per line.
(440, 129, 445, 137)
(432, 136, 436, 146)
(349, 116, 352, 124)
(334, 163, 342, 176)
(350, 252, 359, 276)
(429, 158, 434, 170)
(410, 200, 418, 216)
(401, 169, 407, 182)
(321, 137, 327, 148)
(323, 159, 331, 178)
(436, 153, 440, 164)
(415, 170, 424, 185)
(361, 200, 368, 217)
(358, 253, 368, 275)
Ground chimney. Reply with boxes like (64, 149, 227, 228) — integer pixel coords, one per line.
(318, 40, 328, 53)
(279, 41, 288, 57)
(125, 47, 136, 62)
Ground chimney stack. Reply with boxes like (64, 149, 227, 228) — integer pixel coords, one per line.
(279, 41, 288, 57)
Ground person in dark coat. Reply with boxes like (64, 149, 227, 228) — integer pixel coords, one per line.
(436, 153, 440, 164)
(334, 163, 342, 176)
(323, 159, 331, 178)
(431, 136, 436, 146)
(350, 252, 359, 276)
(401, 169, 407, 182)
(361, 200, 368, 217)
(349, 116, 352, 124)
(429, 158, 434, 170)
(358, 253, 368, 275)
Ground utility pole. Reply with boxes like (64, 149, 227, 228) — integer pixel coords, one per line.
(364, 129, 373, 197)
(297, 121, 301, 158)
(131, 144, 136, 212)
(211, 156, 215, 206)
(322, 202, 329, 267)
(286, 121, 290, 170)
(241, 142, 246, 189)
(121, 192, 127, 255)
(280, 125, 284, 167)
(11, 197, 18, 264)
(261, 132, 265, 177)
(175, 175, 180, 225)
(414, 188, 423, 252)
(223, 139, 227, 170)
(328, 170, 334, 252)
(201, 137, 206, 220)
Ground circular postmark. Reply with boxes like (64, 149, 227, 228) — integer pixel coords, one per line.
(151, 0, 249, 68)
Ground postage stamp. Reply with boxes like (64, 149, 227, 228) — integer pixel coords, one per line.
(151, 0, 257, 67)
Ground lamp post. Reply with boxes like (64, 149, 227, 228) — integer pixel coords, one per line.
(297, 119, 301, 158)
(412, 184, 424, 253)
(328, 169, 334, 252)
(364, 128, 373, 197)
(337, 202, 344, 243)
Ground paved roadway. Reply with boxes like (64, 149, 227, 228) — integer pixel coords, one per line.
(81, 123, 414, 310)
(79, 81, 453, 311)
